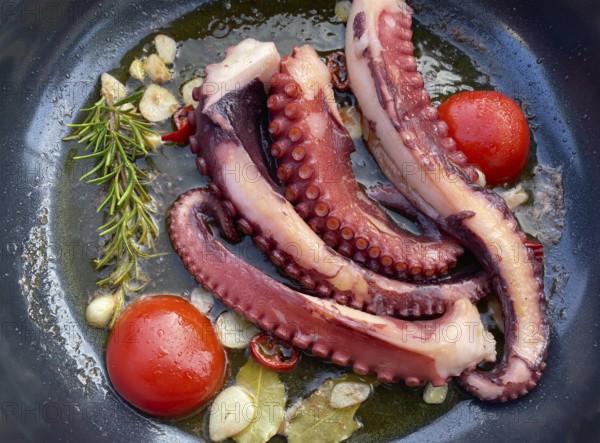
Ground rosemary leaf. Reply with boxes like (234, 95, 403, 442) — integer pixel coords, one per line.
(65, 89, 164, 293)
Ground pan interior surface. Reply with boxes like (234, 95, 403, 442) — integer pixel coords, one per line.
(0, 0, 599, 442)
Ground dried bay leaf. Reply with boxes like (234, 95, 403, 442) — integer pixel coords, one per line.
(233, 358, 286, 443)
(283, 375, 371, 443)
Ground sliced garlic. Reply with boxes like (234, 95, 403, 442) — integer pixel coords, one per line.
(335, 1, 352, 23)
(215, 311, 260, 349)
(129, 58, 145, 81)
(423, 382, 448, 404)
(190, 287, 215, 315)
(209, 386, 256, 442)
(143, 132, 162, 150)
(86, 294, 117, 328)
(496, 184, 529, 211)
(329, 382, 372, 409)
(139, 84, 180, 122)
(154, 34, 177, 65)
(143, 54, 172, 83)
(100, 73, 127, 105)
(181, 77, 204, 107)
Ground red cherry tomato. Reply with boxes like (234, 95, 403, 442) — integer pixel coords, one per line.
(106, 295, 226, 418)
(438, 91, 531, 186)
(249, 332, 300, 372)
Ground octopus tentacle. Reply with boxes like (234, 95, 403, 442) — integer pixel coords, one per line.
(168, 187, 496, 384)
(268, 45, 463, 280)
(346, 0, 548, 401)
(188, 39, 492, 318)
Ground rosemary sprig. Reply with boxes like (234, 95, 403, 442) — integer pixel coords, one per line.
(65, 90, 164, 292)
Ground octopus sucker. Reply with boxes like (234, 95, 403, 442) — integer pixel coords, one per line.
(346, 0, 549, 401)
(168, 187, 496, 384)
(269, 45, 464, 281)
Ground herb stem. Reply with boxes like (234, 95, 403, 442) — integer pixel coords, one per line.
(65, 90, 165, 295)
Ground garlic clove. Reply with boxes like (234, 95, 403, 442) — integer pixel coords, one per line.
(329, 382, 372, 409)
(181, 77, 204, 107)
(496, 184, 530, 211)
(100, 73, 127, 105)
(143, 54, 172, 83)
(190, 287, 215, 315)
(423, 382, 448, 404)
(335, 1, 352, 23)
(129, 58, 145, 81)
(139, 84, 180, 122)
(86, 294, 117, 328)
(143, 132, 162, 150)
(214, 311, 260, 349)
(154, 34, 177, 65)
(209, 386, 257, 442)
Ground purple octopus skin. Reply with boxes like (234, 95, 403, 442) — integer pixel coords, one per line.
(168, 187, 496, 385)
(366, 184, 446, 240)
(268, 45, 463, 280)
(186, 39, 492, 318)
(346, 0, 548, 401)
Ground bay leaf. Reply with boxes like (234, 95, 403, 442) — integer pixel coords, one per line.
(233, 358, 286, 443)
(283, 375, 371, 443)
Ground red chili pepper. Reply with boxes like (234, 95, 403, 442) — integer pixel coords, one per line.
(162, 105, 195, 145)
(161, 119, 194, 144)
(249, 332, 300, 372)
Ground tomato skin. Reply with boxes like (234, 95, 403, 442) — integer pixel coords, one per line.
(438, 91, 530, 186)
(249, 332, 299, 372)
(106, 296, 226, 419)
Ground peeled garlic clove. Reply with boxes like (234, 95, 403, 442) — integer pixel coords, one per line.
(329, 382, 372, 409)
(139, 84, 180, 122)
(209, 386, 256, 442)
(496, 184, 529, 211)
(143, 132, 162, 150)
(86, 294, 117, 328)
(423, 382, 448, 404)
(129, 58, 145, 81)
(143, 54, 172, 83)
(190, 287, 215, 315)
(181, 77, 204, 107)
(215, 311, 260, 349)
(154, 34, 177, 65)
(335, 1, 352, 22)
(100, 73, 127, 104)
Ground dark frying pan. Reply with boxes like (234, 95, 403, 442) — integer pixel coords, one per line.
(1, 0, 599, 442)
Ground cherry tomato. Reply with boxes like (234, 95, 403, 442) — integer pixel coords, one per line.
(106, 295, 226, 418)
(438, 91, 530, 186)
(249, 332, 300, 372)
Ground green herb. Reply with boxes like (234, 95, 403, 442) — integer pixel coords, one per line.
(64, 90, 163, 296)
